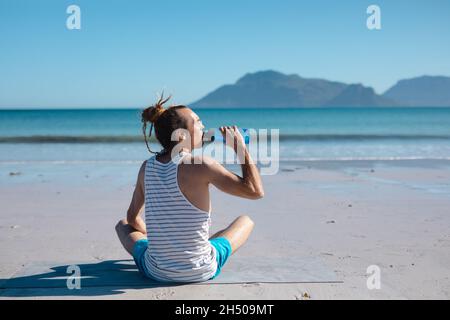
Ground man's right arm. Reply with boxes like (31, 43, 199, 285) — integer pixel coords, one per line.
(200, 126, 264, 200)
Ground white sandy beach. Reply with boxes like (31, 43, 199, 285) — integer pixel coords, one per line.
(1, 159, 450, 299)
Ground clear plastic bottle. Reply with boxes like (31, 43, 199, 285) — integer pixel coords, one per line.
(203, 128, 250, 145)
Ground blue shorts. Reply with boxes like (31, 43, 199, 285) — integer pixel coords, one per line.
(209, 237, 232, 279)
(132, 237, 232, 280)
(132, 238, 152, 278)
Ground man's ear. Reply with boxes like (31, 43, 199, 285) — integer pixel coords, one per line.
(171, 128, 190, 142)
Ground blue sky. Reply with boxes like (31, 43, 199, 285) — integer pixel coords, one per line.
(1, 0, 449, 108)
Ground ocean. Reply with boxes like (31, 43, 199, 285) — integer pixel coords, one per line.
(1, 107, 450, 164)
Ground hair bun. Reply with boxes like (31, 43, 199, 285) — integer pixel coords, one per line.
(142, 105, 165, 124)
(141, 93, 172, 124)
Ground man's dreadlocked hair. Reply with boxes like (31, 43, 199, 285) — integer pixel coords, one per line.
(141, 93, 188, 155)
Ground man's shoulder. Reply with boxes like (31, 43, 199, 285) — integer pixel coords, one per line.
(179, 154, 218, 177)
(187, 154, 217, 167)
(140, 159, 148, 171)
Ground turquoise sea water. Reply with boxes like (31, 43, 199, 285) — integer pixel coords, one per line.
(1, 107, 450, 162)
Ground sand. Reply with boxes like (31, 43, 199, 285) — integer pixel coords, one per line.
(1, 159, 450, 299)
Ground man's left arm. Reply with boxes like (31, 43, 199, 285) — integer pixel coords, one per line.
(126, 160, 147, 234)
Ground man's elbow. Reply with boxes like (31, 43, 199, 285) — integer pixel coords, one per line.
(249, 189, 264, 200)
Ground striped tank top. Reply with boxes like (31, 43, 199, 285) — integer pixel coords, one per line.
(143, 150, 218, 282)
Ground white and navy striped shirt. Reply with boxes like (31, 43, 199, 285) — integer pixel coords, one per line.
(143, 150, 218, 282)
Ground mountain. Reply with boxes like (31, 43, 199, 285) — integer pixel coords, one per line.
(327, 84, 394, 107)
(383, 76, 450, 107)
(190, 70, 450, 108)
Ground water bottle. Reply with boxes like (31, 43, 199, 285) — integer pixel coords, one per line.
(203, 128, 250, 145)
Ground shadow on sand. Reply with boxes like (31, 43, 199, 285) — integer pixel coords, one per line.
(0, 259, 186, 297)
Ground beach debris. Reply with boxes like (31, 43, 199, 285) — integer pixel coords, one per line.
(9, 171, 21, 176)
(10, 225, 20, 229)
(294, 292, 311, 300)
(389, 265, 394, 268)
(326, 220, 336, 224)
(348, 204, 352, 207)
(370, 169, 375, 173)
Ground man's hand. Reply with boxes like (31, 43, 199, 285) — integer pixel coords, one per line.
(220, 125, 246, 154)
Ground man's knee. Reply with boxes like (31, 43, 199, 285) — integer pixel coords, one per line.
(115, 219, 128, 233)
(238, 215, 255, 227)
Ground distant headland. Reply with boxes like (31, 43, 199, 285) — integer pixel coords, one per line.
(190, 70, 450, 108)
